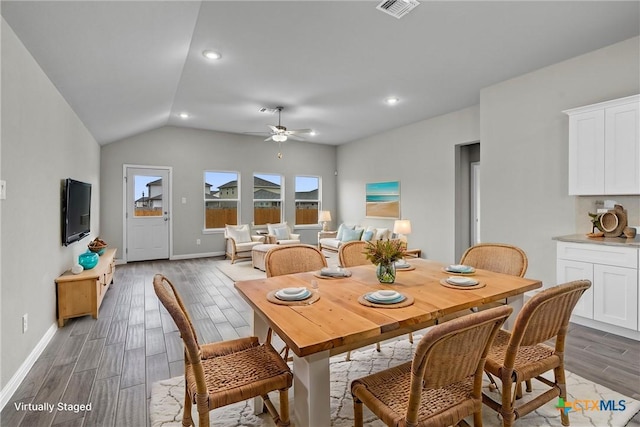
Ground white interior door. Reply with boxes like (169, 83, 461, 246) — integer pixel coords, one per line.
(126, 167, 170, 261)
(471, 162, 481, 245)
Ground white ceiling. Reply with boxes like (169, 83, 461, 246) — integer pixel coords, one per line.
(2, 1, 639, 146)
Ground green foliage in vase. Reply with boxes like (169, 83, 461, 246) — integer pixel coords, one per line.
(364, 239, 406, 265)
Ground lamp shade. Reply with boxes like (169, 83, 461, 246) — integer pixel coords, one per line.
(393, 219, 411, 235)
(318, 210, 332, 222)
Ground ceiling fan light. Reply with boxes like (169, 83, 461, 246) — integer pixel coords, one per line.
(202, 50, 222, 60)
(272, 134, 287, 142)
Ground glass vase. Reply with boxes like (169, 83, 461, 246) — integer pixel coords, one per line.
(376, 261, 396, 284)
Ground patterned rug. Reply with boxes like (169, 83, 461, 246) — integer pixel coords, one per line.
(150, 338, 640, 427)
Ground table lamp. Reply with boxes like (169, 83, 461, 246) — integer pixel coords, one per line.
(319, 210, 332, 231)
(393, 219, 412, 245)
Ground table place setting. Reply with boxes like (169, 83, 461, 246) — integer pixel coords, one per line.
(315, 266, 352, 279)
(266, 286, 320, 305)
(440, 275, 486, 290)
(394, 259, 415, 271)
(358, 289, 415, 308)
(443, 264, 476, 275)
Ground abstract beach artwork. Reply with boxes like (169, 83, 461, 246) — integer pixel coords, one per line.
(366, 181, 400, 218)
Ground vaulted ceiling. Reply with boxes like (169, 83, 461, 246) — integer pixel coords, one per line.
(2, 1, 639, 145)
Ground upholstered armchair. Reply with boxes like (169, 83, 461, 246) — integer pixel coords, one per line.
(264, 222, 301, 245)
(224, 224, 265, 263)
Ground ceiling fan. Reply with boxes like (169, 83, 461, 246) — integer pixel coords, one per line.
(245, 106, 312, 142)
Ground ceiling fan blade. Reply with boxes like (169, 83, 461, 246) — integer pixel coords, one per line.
(264, 136, 273, 142)
(244, 131, 271, 136)
(267, 125, 280, 133)
(285, 129, 313, 135)
(288, 134, 306, 141)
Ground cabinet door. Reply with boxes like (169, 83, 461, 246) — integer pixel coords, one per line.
(593, 264, 638, 329)
(557, 259, 593, 318)
(605, 101, 640, 194)
(568, 110, 605, 195)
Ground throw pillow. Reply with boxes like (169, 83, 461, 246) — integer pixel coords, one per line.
(226, 224, 251, 243)
(267, 222, 290, 239)
(361, 230, 375, 241)
(341, 227, 364, 242)
(361, 226, 377, 241)
(274, 227, 290, 240)
(336, 223, 355, 240)
(375, 228, 391, 241)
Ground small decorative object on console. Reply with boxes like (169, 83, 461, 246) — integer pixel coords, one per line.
(88, 237, 108, 255)
(588, 204, 627, 238)
(78, 251, 99, 270)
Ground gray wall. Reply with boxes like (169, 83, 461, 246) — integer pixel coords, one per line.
(1, 20, 101, 389)
(100, 126, 337, 259)
(337, 105, 481, 264)
(337, 36, 639, 288)
(480, 36, 639, 287)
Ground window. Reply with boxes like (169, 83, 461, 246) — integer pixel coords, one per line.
(204, 171, 239, 230)
(295, 176, 320, 225)
(253, 173, 282, 225)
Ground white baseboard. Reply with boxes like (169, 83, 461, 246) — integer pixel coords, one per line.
(571, 315, 640, 341)
(170, 251, 224, 260)
(0, 322, 58, 410)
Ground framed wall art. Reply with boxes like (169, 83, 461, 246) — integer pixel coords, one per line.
(365, 181, 400, 218)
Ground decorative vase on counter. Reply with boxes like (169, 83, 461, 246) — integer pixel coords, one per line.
(78, 251, 99, 270)
(376, 261, 396, 284)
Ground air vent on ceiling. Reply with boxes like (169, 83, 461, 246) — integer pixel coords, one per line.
(376, 0, 419, 19)
(259, 107, 278, 114)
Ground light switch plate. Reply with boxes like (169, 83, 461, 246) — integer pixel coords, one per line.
(0, 180, 6, 200)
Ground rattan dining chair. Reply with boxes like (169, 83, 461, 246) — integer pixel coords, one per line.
(461, 243, 528, 278)
(264, 244, 327, 278)
(338, 240, 413, 360)
(338, 240, 369, 267)
(351, 305, 513, 427)
(153, 274, 293, 427)
(439, 243, 528, 325)
(481, 280, 591, 427)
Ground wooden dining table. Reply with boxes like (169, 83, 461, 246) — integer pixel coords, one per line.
(234, 258, 542, 426)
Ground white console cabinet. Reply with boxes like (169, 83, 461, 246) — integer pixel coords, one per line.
(556, 241, 639, 339)
(564, 94, 639, 195)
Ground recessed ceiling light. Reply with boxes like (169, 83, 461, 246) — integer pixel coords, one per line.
(179, 112, 189, 119)
(202, 50, 222, 60)
(385, 97, 400, 105)
(309, 131, 317, 136)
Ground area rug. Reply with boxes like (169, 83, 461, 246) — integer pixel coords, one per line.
(216, 253, 339, 283)
(150, 338, 640, 427)
(217, 260, 266, 282)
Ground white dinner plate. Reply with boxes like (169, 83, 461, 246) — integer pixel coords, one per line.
(446, 276, 478, 286)
(275, 288, 311, 301)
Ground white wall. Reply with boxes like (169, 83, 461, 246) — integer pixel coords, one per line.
(480, 36, 639, 287)
(100, 126, 337, 258)
(337, 36, 639, 289)
(337, 106, 481, 264)
(1, 19, 101, 390)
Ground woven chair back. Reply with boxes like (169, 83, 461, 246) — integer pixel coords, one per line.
(338, 241, 369, 267)
(153, 274, 201, 364)
(265, 244, 328, 277)
(411, 305, 512, 389)
(511, 280, 591, 348)
(460, 243, 528, 277)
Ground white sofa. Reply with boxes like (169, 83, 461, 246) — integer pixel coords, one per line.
(318, 224, 392, 253)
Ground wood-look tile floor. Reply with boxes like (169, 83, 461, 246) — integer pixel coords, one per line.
(1, 257, 639, 426)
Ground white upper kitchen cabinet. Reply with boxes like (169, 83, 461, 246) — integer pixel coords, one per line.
(564, 94, 639, 195)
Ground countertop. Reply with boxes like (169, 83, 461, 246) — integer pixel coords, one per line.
(553, 234, 640, 248)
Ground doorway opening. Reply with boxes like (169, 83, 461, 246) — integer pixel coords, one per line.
(454, 142, 480, 261)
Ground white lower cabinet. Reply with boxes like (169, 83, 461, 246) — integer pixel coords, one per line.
(593, 264, 638, 329)
(556, 241, 639, 339)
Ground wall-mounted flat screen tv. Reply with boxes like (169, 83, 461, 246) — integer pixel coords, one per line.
(62, 178, 92, 246)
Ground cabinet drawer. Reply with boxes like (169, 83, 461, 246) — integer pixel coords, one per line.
(557, 242, 638, 268)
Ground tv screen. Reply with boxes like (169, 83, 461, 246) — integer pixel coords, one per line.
(62, 178, 92, 246)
